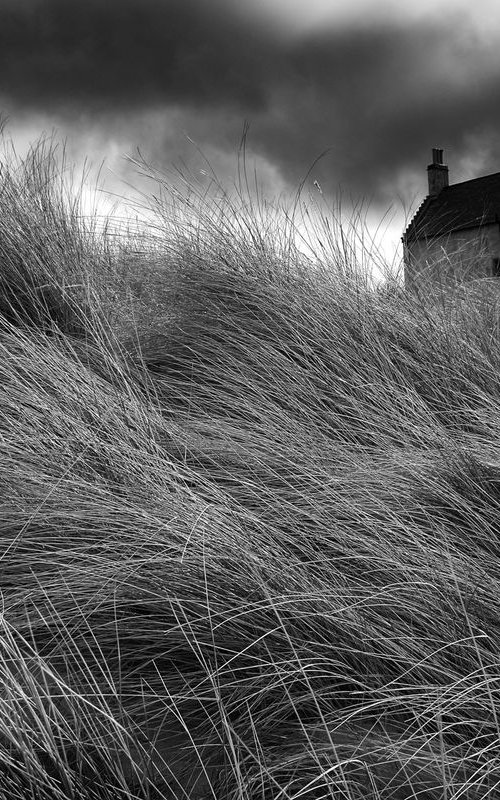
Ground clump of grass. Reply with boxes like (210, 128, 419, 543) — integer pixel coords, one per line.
(1, 134, 500, 799)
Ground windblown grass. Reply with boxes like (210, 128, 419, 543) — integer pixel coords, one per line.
(1, 136, 500, 798)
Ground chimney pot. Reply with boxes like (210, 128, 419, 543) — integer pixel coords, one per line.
(432, 148, 443, 165)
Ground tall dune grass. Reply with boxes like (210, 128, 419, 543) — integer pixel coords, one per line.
(1, 136, 500, 799)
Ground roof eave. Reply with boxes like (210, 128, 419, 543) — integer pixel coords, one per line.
(404, 217, 500, 243)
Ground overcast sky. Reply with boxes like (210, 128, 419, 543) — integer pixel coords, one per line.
(2, 0, 500, 266)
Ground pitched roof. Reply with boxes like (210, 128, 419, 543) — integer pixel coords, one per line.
(403, 171, 500, 242)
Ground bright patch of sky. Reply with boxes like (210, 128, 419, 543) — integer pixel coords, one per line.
(232, 0, 500, 38)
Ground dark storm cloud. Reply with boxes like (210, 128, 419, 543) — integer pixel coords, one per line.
(253, 23, 500, 198)
(0, 0, 271, 110)
(2, 0, 500, 202)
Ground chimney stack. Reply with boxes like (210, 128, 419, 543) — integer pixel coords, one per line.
(427, 148, 449, 196)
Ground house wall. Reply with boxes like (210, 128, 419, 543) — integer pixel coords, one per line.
(404, 223, 500, 290)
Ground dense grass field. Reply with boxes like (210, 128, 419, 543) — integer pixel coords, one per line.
(2, 138, 500, 799)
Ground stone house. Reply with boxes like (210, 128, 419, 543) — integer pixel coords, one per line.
(403, 149, 500, 290)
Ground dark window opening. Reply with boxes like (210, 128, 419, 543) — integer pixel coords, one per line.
(492, 257, 500, 277)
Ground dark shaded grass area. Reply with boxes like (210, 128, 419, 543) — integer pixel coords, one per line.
(1, 139, 500, 798)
